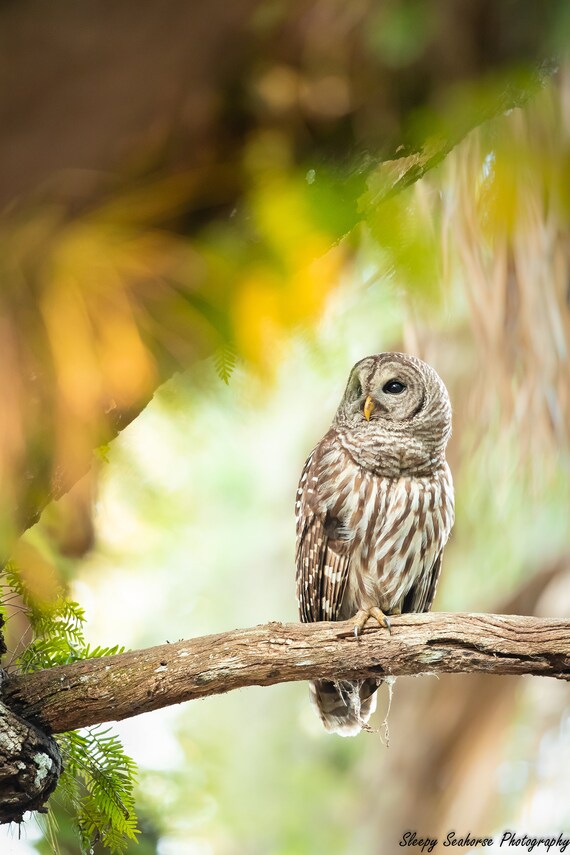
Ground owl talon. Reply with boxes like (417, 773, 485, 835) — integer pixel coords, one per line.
(352, 607, 391, 637)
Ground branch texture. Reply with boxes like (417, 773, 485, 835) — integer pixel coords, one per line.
(3, 612, 569, 735)
(0, 684, 61, 822)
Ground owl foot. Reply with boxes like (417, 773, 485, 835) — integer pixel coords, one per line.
(353, 607, 391, 638)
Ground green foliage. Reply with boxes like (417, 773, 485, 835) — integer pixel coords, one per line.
(57, 729, 139, 854)
(0, 562, 139, 854)
(95, 443, 112, 464)
(213, 344, 237, 385)
(0, 561, 126, 670)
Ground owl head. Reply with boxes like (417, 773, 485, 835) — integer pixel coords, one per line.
(333, 352, 452, 475)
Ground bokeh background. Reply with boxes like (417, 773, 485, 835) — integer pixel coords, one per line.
(1, 2, 570, 853)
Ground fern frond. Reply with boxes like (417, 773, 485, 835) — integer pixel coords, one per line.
(81, 643, 127, 659)
(213, 344, 237, 384)
(1, 562, 140, 853)
(58, 726, 139, 854)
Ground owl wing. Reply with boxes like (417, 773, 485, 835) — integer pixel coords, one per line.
(402, 551, 443, 614)
(295, 447, 352, 623)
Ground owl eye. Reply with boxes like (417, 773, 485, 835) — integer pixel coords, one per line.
(382, 379, 406, 394)
(354, 380, 363, 398)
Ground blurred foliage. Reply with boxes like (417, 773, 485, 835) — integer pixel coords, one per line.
(0, 0, 563, 560)
(0, 154, 352, 557)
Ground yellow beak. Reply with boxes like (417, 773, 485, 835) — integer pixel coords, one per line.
(363, 395, 375, 421)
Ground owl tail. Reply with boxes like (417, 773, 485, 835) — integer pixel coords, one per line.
(310, 678, 380, 737)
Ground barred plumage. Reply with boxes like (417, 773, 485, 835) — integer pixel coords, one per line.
(295, 353, 454, 736)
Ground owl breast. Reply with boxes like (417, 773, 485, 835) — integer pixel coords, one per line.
(314, 444, 454, 619)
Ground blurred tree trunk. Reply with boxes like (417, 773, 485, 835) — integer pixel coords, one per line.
(368, 557, 570, 849)
(0, 0, 555, 561)
(0, 0, 556, 208)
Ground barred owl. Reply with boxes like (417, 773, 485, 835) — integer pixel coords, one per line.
(295, 353, 454, 736)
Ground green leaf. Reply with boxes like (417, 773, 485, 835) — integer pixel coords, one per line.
(213, 344, 237, 385)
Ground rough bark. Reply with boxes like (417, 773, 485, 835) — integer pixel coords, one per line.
(2, 612, 569, 736)
(0, 615, 61, 823)
(0, 688, 61, 822)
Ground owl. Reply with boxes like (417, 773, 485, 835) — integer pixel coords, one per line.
(295, 352, 454, 736)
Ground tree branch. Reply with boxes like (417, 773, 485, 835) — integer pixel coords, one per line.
(2, 612, 569, 735)
(0, 693, 61, 823)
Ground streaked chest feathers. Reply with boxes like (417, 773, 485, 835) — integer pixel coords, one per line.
(296, 438, 454, 619)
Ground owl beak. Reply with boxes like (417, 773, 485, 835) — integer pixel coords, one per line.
(363, 395, 375, 421)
